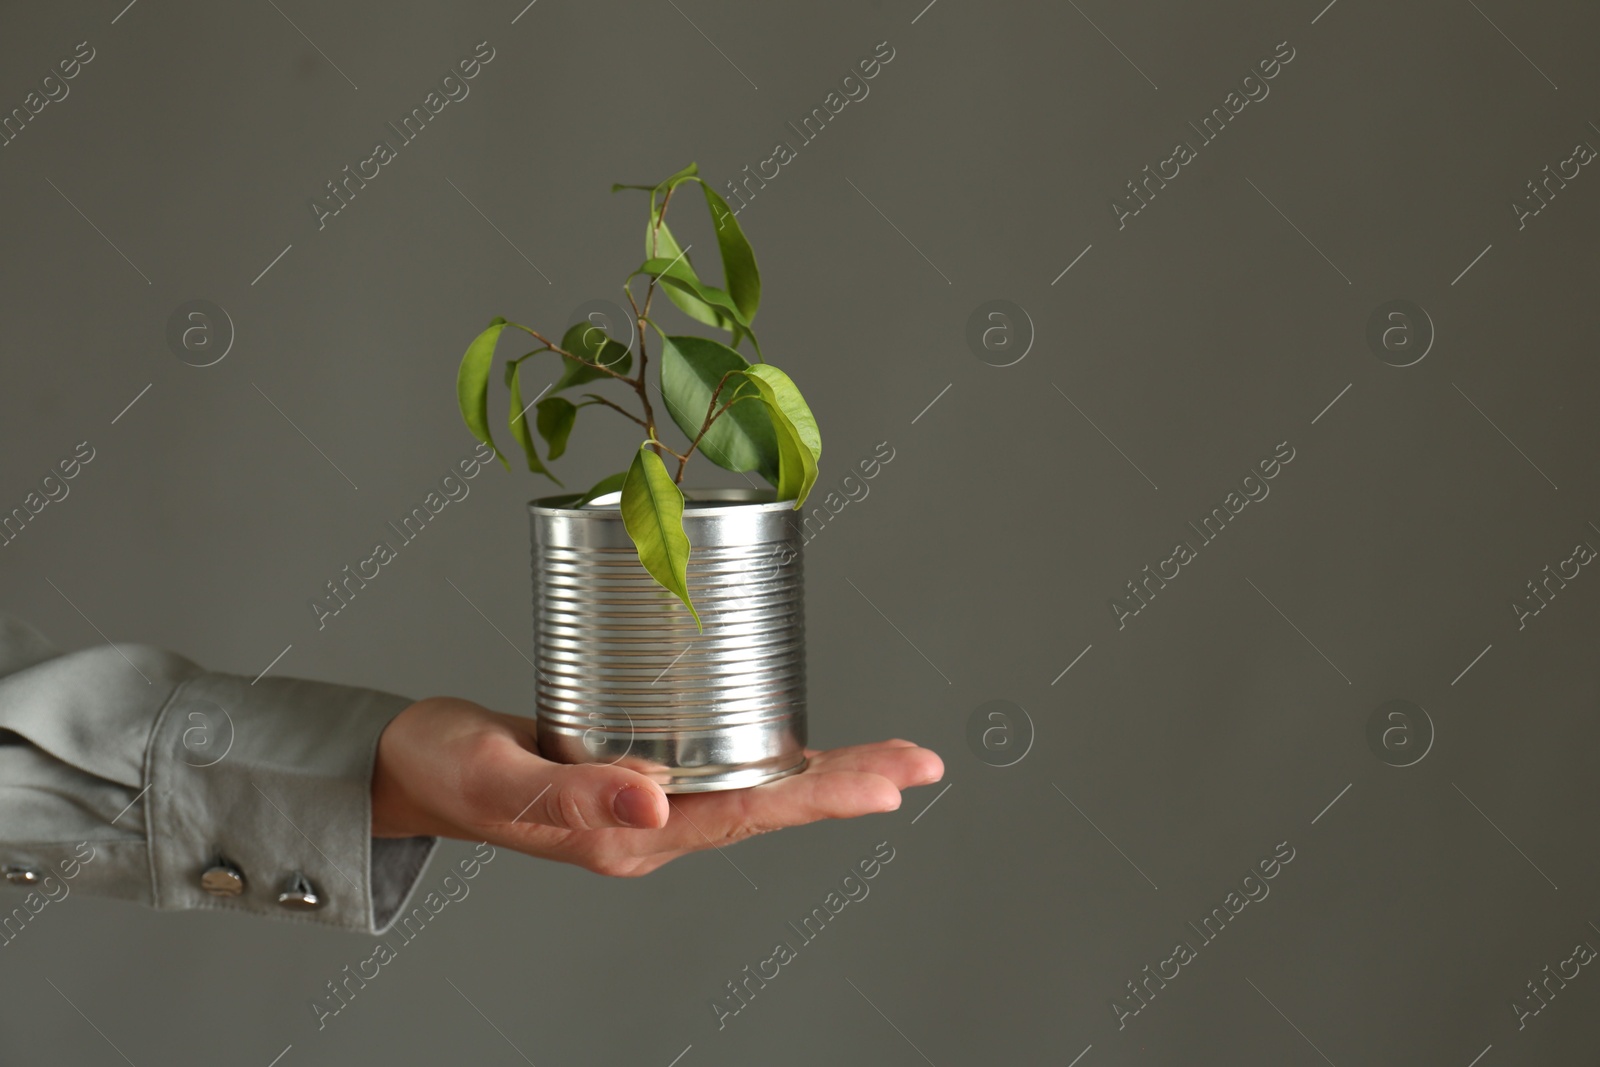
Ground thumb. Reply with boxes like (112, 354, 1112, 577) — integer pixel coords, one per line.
(502, 753, 670, 831)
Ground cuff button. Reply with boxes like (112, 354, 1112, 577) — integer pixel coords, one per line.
(200, 862, 246, 897)
(277, 873, 323, 910)
(3, 865, 43, 886)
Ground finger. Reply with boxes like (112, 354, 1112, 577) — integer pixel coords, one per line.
(801, 738, 920, 760)
(659, 768, 902, 851)
(476, 739, 671, 831)
(803, 741, 944, 788)
(548, 764, 916, 874)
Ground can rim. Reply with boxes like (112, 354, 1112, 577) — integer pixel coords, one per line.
(528, 486, 796, 517)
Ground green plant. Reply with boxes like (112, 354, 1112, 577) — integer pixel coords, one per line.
(455, 163, 821, 627)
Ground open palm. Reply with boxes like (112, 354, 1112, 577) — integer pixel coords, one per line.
(372, 697, 944, 876)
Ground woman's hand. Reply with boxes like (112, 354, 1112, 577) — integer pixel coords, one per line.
(371, 697, 944, 877)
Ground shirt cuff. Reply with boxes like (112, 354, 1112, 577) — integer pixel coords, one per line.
(142, 670, 436, 933)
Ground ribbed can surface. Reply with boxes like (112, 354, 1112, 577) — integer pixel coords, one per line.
(529, 488, 807, 792)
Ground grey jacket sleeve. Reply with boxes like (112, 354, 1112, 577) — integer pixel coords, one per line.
(0, 615, 436, 935)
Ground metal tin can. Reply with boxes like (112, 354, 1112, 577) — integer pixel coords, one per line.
(529, 488, 807, 792)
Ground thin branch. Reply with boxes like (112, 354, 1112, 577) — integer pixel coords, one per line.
(675, 370, 745, 481)
(629, 182, 696, 465)
(675, 397, 744, 483)
(634, 318, 656, 439)
(582, 393, 648, 429)
(623, 282, 643, 326)
(508, 347, 552, 366)
(508, 323, 568, 354)
(642, 183, 682, 322)
(603, 287, 657, 440)
(648, 183, 677, 262)
(640, 278, 659, 337)
(509, 323, 632, 384)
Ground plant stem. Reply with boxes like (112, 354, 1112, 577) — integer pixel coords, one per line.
(637, 187, 697, 475)
(674, 372, 746, 483)
(633, 313, 656, 440)
(648, 184, 676, 262)
(582, 394, 648, 429)
(643, 184, 680, 322)
(614, 284, 660, 442)
(510, 324, 632, 384)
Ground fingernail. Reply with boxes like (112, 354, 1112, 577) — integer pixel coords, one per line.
(612, 785, 657, 828)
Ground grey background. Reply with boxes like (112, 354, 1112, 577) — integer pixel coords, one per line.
(2, 0, 1598, 1063)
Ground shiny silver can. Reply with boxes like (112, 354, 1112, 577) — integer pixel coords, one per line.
(529, 488, 807, 792)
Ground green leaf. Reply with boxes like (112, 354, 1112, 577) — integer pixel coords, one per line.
(508, 359, 561, 484)
(535, 396, 579, 461)
(645, 218, 742, 335)
(503, 348, 548, 389)
(643, 163, 702, 252)
(636, 256, 753, 340)
(577, 470, 628, 506)
(658, 161, 701, 184)
(744, 364, 819, 459)
(612, 161, 699, 200)
(619, 164, 757, 349)
(620, 161, 702, 263)
(659, 335, 777, 480)
(757, 397, 809, 504)
(741, 363, 821, 508)
(457, 317, 510, 470)
(542, 471, 628, 509)
(553, 321, 632, 393)
(701, 182, 760, 325)
(621, 443, 700, 629)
